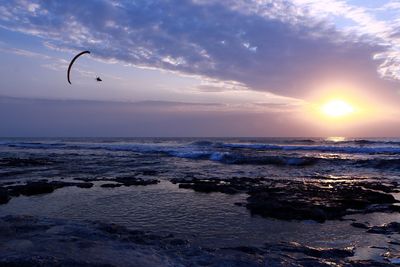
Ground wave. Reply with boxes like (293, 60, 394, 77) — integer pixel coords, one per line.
(164, 150, 321, 166)
(4, 140, 400, 156)
(216, 154, 320, 166)
(337, 139, 400, 146)
(168, 151, 400, 169)
(6, 142, 67, 149)
(355, 158, 400, 170)
(219, 143, 400, 154)
(2, 140, 400, 169)
(189, 140, 215, 147)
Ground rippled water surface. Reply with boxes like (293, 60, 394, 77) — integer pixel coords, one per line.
(0, 137, 399, 251)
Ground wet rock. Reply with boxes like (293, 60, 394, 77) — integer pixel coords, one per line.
(173, 177, 399, 222)
(0, 255, 116, 267)
(100, 183, 122, 188)
(173, 177, 265, 194)
(223, 246, 264, 255)
(351, 222, 370, 229)
(0, 215, 393, 267)
(382, 251, 400, 265)
(264, 242, 354, 259)
(367, 222, 400, 235)
(74, 177, 99, 182)
(179, 181, 239, 194)
(0, 157, 54, 167)
(246, 180, 399, 222)
(76, 182, 94, 188)
(356, 181, 400, 193)
(346, 260, 396, 266)
(138, 169, 158, 176)
(0, 187, 11, 204)
(389, 241, 400, 246)
(6, 181, 94, 197)
(351, 221, 400, 235)
(8, 181, 57, 196)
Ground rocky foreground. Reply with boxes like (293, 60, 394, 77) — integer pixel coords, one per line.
(1, 168, 400, 265)
(172, 177, 400, 222)
(0, 215, 398, 267)
(0, 176, 160, 205)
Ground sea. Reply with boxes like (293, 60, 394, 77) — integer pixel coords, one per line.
(0, 137, 399, 258)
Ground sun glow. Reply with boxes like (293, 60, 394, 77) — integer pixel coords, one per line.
(302, 82, 390, 134)
(321, 99, 354, 118)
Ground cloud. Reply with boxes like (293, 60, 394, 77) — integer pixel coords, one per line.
(2, 95, 398, 137)
(292, 0, 400, 82)
(0, 94, 297, 114)
(0, 44, 51, 60)
(0, 0, 398, 98)
(0, 96, 310, 137)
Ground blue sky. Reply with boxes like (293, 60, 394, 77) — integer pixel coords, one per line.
(1, 0, 400, 137)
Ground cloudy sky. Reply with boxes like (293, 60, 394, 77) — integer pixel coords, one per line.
(1, 0, 400, 137)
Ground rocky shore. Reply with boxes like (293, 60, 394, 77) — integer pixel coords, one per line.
(0, 215, 398, 267)
(172, 177, 400, 222)
(1, 159, 400, 266)
(0, 176, 160, 205)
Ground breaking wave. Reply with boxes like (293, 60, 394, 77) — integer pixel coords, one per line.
(1, 139, 400, 169)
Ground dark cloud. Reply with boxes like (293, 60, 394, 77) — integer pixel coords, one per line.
(0, 0, 396, 98)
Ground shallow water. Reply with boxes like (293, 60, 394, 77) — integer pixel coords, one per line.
(0, 137, 399, 257)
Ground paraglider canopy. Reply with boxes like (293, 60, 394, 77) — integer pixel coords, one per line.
(67, 50, 101, 84)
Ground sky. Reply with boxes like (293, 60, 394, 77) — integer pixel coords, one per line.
(1, 0, 400, 137)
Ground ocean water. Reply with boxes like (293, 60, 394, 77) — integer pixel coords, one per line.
(0, 137, 399, 253)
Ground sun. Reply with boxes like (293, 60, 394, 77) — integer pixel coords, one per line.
(321, 99, 354, 118)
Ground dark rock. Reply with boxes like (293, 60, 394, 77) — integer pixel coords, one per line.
(100, 183, 122, 188)
(361, 182, 400, 193)
(246, 180, 399, 222)
(345, 260, 396, 266)
(173, 177, 399, 222)
(351, 222, 370, 229)
(8, 181, 57, 196)
(74, 177, 99, 182)
(138, 169, 158, 176)
(76, 183, 94, 188)
(175, 177, 265, 194)
(382, 251, 400, 265)
(0, 215, 394, 267)
(350, 221, 400, 236)
(170, 178, 190, 184)
(367, 222, 400, 235)
(0, 256, 116, 267)
(6, 181, 94, 197)
(0, 157, 54, 167)
(265, 242, 354, 259)
(389, 241, 400, 246)
(0, 187, 10, 204)
(224, 246, 264, 255)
